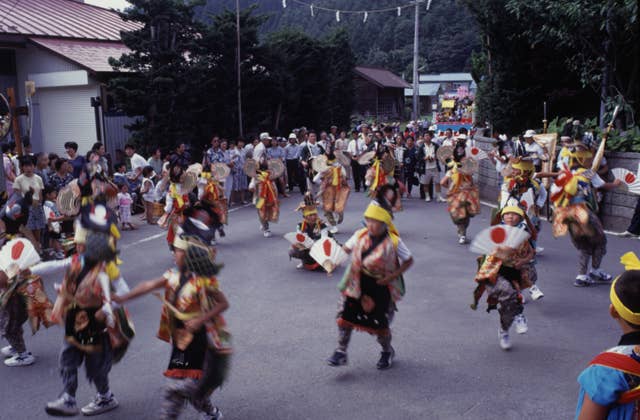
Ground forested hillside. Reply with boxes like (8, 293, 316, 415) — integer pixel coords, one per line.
(197, 0, 480, 79)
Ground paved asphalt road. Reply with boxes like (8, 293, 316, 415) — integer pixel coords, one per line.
(1, 190, 638, 420)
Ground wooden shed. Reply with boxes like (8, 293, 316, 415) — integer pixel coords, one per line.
(352, 66, 411, 120)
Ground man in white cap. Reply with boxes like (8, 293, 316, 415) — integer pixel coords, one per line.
(253, 132, 271, 163)
(523, 129, 547, 172)
(284, 133, 301, 193)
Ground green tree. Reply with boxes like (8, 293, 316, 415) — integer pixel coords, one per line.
(505, 0, 639, 128)
(109, 0, 206, 149)
(320, 28, 356, 129)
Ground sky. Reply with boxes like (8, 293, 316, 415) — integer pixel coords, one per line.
(85, 0, 131, 11)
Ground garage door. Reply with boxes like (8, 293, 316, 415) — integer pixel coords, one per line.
(36, 84, 99, 155)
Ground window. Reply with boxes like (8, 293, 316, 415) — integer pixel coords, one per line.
(0, 49, 16, 75)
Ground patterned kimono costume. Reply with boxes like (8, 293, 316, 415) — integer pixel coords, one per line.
(550, 168, 607, 275)
(200, 176, 228, 226)
(472, 227, 535, 331)
(0, 274, 53, 353)
(365, 153, 402, 211)
(336, 228, 406, 352)
(164, 183, 190, 246)
(289, 219, 329, 271)
(445, 166, 480, 235)
(315, 162, 350, 227)
(157, 269, 232, 419)
(252, 170, 279, 227)
(51, 256, 116, 398)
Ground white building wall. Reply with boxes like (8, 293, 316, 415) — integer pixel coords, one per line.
(13, 43, 101, 154)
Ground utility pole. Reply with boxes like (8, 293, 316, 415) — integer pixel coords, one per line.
(412, 0, 424, 122)
(236, 0, 244, 137)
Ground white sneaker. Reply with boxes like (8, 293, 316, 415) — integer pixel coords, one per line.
(1, 345, 16, 358)
(499, 329, 512, 350)
(46, 393, 79, 416)
(263, 231, 272, 238)
(514, 314, 528, 334)
(590, 269, 613, 283)
(574, 274, 594, 287)
(425, 196, 431, 202)
(535, 246, 544, 255)
(437, 195, 446, 203)
(529, 284, 544, 301)
(458, 235, 467, 245)
(296, 263, 304, 269)
(329, 226, 339, 234)
(81, 392, 118, 416)
(4, 351, 35, 367)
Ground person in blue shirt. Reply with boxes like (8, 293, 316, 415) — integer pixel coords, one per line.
(575, 252, 640, 419)
(64, 141, 86, 179)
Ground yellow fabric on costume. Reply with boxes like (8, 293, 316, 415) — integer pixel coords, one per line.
(255, 171, 277, 210)
(363, 202, 399, 238)
(331, 166, 341, 187)
(551, 168, 590, 208)
(169, 183, 184, 209)
(448, 163, 462, 193)
(370, 160, 383, 192)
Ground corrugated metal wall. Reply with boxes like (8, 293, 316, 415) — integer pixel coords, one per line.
(103, 112, 137, 157)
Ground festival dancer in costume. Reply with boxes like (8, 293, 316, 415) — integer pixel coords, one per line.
(0, 239, 53, 367)
(327, 191, 413, 370)
(198, 168, 228, 245)
(471, 206, 536, 350)
(248, 157, 280, 238)
(574, 252, 640, 419)
(288, 193, 331, 271)
(499, 157, 547, 300)
(364, 143, 403, 211)
(45, 228, 124, 416)
(314, 147, 350, 234)
(162, 163, 192, 248)
(114, 219, 229, 420)
(440, 159, 480, 244)
(546, 134, 621, 287)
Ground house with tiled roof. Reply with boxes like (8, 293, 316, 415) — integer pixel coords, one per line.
(353, 66, 411, 120)
(0, 0, 139, 156)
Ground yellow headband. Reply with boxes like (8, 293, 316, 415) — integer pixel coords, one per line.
(303, 208, 318, 217)
(363, 202, 398, 236)
(511, 160, 534, 171)
(610, 252, 640, 325)
(501, 205, 524, 218)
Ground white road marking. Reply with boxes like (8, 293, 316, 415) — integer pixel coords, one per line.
(122, 203, 254, 249)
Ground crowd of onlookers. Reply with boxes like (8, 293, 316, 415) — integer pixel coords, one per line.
(2, 117, 638, 260)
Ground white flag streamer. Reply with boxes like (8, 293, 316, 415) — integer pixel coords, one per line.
(282, 0, 287, 8)
(363, 11, 368, 22)
(427, 0, 432, 10)
(397, 7, 401, 16)
(310, 4, 314, 16)
(336, 10, 340, 22)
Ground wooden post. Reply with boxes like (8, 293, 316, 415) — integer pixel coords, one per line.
(7, 88, 22, 156)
